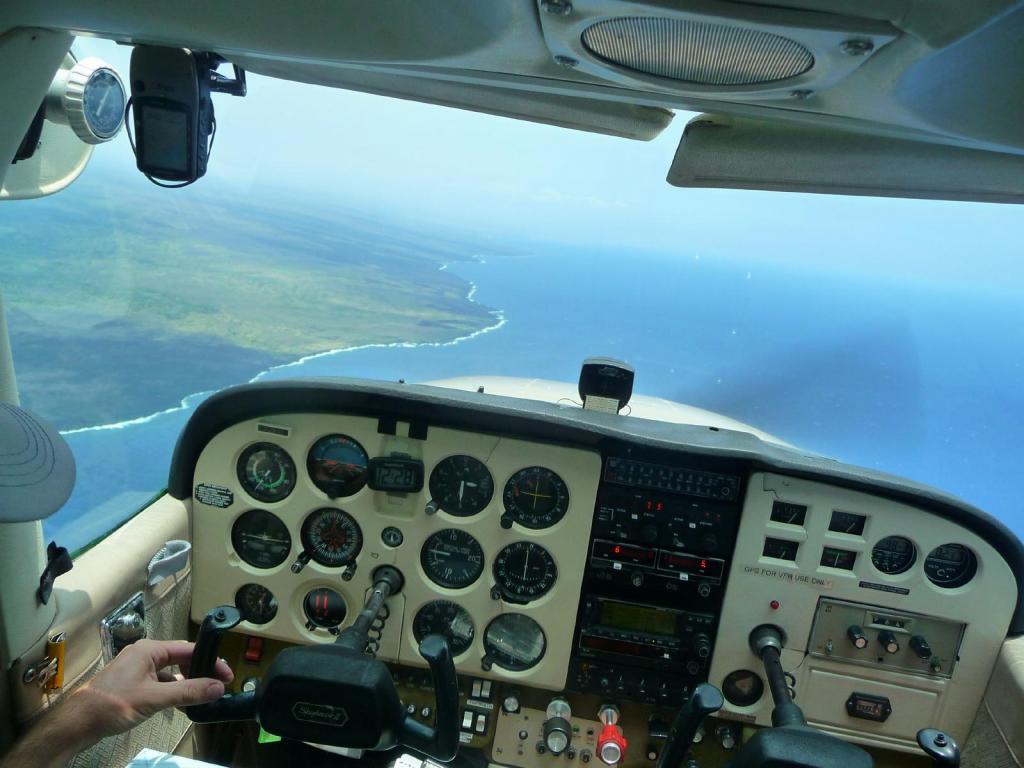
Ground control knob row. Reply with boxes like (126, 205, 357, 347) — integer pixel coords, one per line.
(848, 625, 934, 660)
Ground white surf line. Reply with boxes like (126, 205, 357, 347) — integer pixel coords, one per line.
(60, 260, 504, 436)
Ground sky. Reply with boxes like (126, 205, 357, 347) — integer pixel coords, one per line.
(77, 37, 1024, 293)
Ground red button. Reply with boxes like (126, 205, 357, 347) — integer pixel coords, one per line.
(770, 600, 781, 610)
(244, 636, 263, 663)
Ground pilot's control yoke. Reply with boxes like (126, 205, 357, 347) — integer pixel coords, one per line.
(184, 566, 460, 762)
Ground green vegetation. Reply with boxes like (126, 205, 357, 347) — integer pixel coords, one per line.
(0, 173, 496, 430)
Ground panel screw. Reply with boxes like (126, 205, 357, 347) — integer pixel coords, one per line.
(790, 89, 814, 100)
(840, 39, 874, 56)
(554, 55, 579, 67)
(541, 0, 573, 16)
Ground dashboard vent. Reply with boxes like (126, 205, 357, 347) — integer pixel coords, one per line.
(580, 16, 814, 86)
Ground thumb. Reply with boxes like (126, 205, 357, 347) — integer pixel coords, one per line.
(151, 677, 225, 710)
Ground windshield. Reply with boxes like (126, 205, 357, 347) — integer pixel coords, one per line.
(3, 40, 1023, 552)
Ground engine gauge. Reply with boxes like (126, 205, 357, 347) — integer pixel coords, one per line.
(307, 435, 369, 498)
(483, 613, 546, 671)
(429, 455, 494, 517)
(420, 529, 485, 589)
(871, 536, 917, 575)
(413, 600, 475, 656)
(231, 509, 291, 568)
(301, 508, 363, 567)
(502, 467, 570, 529)
(303, 587, 347, 630)
(925, 543, 977, 588)
(237, 442, 296, 503)
(235, 583, 278, 625)
(492, 541, 557, 603)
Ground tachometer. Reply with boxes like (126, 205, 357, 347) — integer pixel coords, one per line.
(413, 600, 475, 656)
(483, 613, 546, 671)
(429, 455, 494, 517)
(237, 442, 296, 503)
(231, 509, 291, 568)
(301, 508, 363, 567)
(421, 529, 485, 589)
(871, 536, 917, 575)
(235, 583, 278, 625)
(308, 434, 369, 498)
(492, 541, 557, 603)
(925, 543, 977, 588)
(502, 467, 569, 529)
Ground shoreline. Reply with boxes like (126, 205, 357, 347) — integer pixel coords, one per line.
(61, 260, 504, 436)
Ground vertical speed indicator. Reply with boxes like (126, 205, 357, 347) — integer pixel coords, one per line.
(502, 467, 569, 529)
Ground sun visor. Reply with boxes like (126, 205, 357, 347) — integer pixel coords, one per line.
(0, 404, 75, 522)
(668, 114, 1024, 204)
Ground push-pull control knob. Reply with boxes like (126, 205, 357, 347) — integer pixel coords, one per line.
(847, 625, 869, 650)
(597, 705, 627, 765)
(878, 630, 901, 655)
(911, 635, 933, 660)
(544, 698, 573, 756)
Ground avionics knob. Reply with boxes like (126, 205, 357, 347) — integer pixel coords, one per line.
(640, 524, 659, 544)
(544, 698, 573, 756)
(847, 625, 869, 649)
(694, 633, 712, 659)
(878, 630, 901, 654)
(911, 635, 933, 660)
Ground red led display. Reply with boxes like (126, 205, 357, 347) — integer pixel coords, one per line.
(657, 551, 724, 580)
(592, 539, 657, 567)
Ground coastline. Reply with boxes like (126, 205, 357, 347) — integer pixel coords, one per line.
(61, 260, 505, 436)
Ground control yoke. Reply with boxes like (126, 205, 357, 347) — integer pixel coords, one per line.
(730, 625, 875, 768)
(184, 566, 460, 762)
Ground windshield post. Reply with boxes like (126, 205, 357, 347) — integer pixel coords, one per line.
(0, 293, 17, 405)
(0, 292, 58, 685)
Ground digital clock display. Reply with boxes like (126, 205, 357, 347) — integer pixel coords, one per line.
(367, 457, 424, 493)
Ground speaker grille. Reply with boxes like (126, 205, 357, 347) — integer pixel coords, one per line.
(581, 17, 814, 86)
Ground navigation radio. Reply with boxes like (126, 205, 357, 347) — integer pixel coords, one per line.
(569, 455, 743, 704)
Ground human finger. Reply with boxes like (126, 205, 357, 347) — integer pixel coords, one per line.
(151, 641, 234, 683)
(148, 677, 225, 711)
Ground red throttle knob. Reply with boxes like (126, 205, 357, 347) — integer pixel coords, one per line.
(597, 723, 628, 765)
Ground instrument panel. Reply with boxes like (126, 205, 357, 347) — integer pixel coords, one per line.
(190, 413, 601, 689)
(181, 379, 1022, 761)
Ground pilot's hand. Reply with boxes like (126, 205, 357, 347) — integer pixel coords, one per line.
(0, 640, 234, 768)
(72, 639, 234, 737)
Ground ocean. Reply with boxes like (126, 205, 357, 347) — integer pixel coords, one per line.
(46, 249, 1024, 549)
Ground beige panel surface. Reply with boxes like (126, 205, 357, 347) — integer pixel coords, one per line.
(709, 472, 1016, 751)
(983, 635, 1024, 764)
(10, 494, 191, 723)
(190, 413, 601, 690)
(801, 668, 939, 744)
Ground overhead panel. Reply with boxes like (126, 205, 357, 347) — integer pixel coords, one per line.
(537, 0, 898, 101)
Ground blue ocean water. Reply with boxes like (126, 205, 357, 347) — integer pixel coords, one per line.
(46, 249, 1024, 549)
